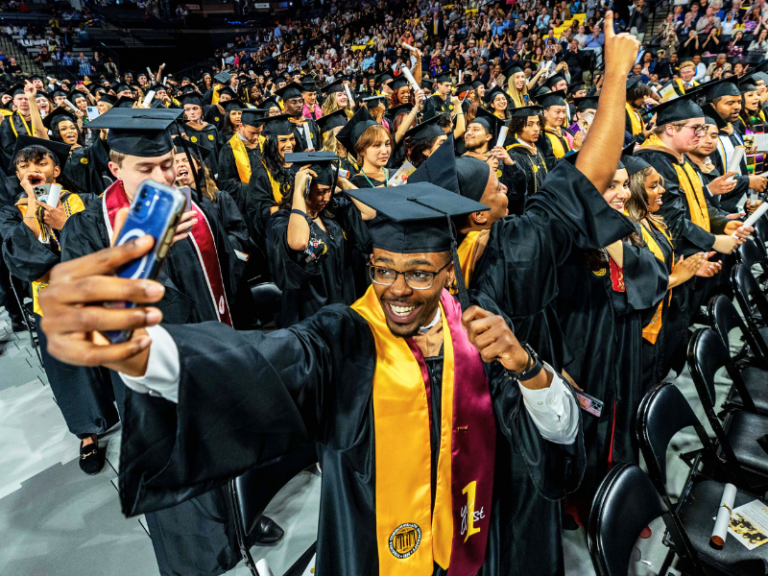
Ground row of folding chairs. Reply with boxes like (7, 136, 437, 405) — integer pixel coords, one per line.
(588, 234, 768, 574)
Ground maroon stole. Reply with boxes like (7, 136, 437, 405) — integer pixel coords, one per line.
(102, 180, 232, 326)
(406, 291, 497, 575)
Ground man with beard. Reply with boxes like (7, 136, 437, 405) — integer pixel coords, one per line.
(462, 107, 519, 200)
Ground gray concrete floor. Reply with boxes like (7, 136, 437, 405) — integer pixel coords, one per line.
(0, 305, 741, 576)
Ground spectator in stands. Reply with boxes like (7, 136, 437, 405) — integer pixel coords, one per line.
(749, 29, 768, 59)
(705, 53, 732, 80)
(700, 26, 722, 53)
(585, 23, 605, 50)
(77, 52, 90, 77)
(693, 53, 707, 81)
(6, 57, 21, 74)
(61, 51, 73, 67)
(629, 0, 650, 43)
(696, 6, 722, 34)
(679, 30, 700, 58)
(722, 10, 738, 37)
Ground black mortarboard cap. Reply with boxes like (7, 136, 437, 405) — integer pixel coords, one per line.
(384, 103, 413, 121)
(214, 71, 232, 85)
(626, 76, 642, 91)
(538, 89, 567, 109)
(573, 95, 599, 113)
(221, 98, 244, 112)
(404, 114, 445, 141)
(377, 72, 394, 86)
(115, 96, 137, 108)
(300, 76, 318, 91)
(285, 151, 339, 186)
(703, 115, 719, 126)
(336, 106, 377, 154)
(12, 134, 71, 167)
(240, 108, 267, 127)
(173, 138, 210, 160)
(218, 87, 237, 99)
(317, 109, 348, 135)
(510, 105, 543, 118)
(433, 72, 453, 84)
(52, 89, 68, 99)
(180, 92, 204, 107)
(620, 143, 651, 176)
(362, 95, 388, 108)
(275, 82, 304, 101)
(114, 84, 132, 94)
(98, 94, 117, 107)
(421, 78, 434, 90)
(703, 77, 740, 100)
(739, 75, 758, 94)
(546, 75, 567, 89)
(483, 85, 507, 104)
(653, 93, 704, 125)
(86, 108, 181, 157)
(42, 107, 78, 131)
(260, 96, 282, 111)
(455, 83, 474, 95)
(5, 84, 26, 98)
(261, 113, 295, 136)
(501, 64, 523, 79)
(470, 106, 504, 140)
(390, 76, 410, 91)
(322, 77, 347, 95)
(409, 136, 461, 194)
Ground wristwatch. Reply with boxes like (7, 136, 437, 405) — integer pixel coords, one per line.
(506, 342, 543, 382)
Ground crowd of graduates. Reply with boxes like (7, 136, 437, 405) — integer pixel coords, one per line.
(0, 0, 767, 574)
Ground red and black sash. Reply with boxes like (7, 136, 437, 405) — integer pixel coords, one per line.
(102, 180, 232, 326)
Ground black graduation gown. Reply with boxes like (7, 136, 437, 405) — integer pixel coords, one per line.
(350, 170, 388, 188)
(59, 192, 247, 576)
(538, 129, 570, 171)
(639, 221, 675, 390)
(265, 197, 370, 327)
(422, 94, 454, 119)
(474, 161, 637, 373)
(289, 118, 322, 152)
(0, 192, 120, 437)
(117, 290, 586, 576)
(555, 234, 667, 494)
(701, 107, 751, 213)
(64, 140, 111, 194)
(204, 103, 224, 126)
(504, 143, 548, 216)
(184, 122, 220, 172)
(0, 112, 34, 171)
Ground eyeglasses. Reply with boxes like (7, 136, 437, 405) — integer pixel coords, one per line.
(368, 262, 451, 290)
(682, 124, 707, 136)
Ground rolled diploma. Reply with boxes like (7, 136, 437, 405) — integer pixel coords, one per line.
(711, 483, 737, 548)
(402, 42, 416, 51)
(400, 64, 420, 92)
(142, 90, 155, 107)
(733, 201, 768, 237)
(64, 99, 78, 112)
(458, 70, 463, 84)
(302, 122, 312, 148)
(496, 126, 508, 148)
(147, 66, 153, 76)
(255, 559, 274, 576)
(46, 184, 62, 208)
(345, 83, 354, 105)
(727, 147, 746, 182)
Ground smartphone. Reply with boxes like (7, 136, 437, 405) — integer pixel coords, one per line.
(103, 180, 186, 344)
(86, 106, 99, 121)
(177, 185, 192, 211)
(574, 390, 604, 418)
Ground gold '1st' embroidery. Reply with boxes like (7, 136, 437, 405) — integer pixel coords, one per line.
(461, 481, 483, 542)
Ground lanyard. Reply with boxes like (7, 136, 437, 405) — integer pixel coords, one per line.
(363, 167, 388, 188)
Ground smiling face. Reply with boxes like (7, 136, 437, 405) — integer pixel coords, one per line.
(276, 134, 296, 161)
(643, 167, 665, 213)
(544, 104, 567, 128)
(743, 90, 760, 112)
(604, 168, 630, 211)
(492, 93, 508, 112)
(371, 248, 454, 338)
(57, 119, 78, 145)
(465, 122, 493, 151)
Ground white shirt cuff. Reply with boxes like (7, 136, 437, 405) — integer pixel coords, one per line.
(518, 363, 579, 445)
(119, 325, 181, 403)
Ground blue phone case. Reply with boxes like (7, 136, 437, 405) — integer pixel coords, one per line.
(104, 180, 186, 344)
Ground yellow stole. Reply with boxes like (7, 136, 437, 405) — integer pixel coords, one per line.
(262, 162, 284, 203)
(642, 134, 710, 231)
(211, 84, 222, 105)
(639, 222, 673, 344)
(455, 229, 490, 290)
(351, 286, 454, 575)
(675, 78, 698, 95)
(545, 129, 569, 159)
(626, 103, 643, 136)
(17, 192, 84, 315)
(228, 133, 252, 183)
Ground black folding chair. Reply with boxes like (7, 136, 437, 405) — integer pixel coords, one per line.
(688, 327, 768, 489)
(709, 295, 768, 414)
(588, 463, 696, 576)
(249, 282, 282, 328)
(731, 263, 768, 350)
(738, 237, 768, 289)
(637, 382, 768, 576)
(229, 444, 318, 576)
(755, 218, 768, 246)
(9, 272, 42, 365)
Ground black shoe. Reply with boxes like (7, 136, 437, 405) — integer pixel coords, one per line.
(11, 319, 25, 333)
(79, 435, 103, 475)
(252, 515, 284, 546)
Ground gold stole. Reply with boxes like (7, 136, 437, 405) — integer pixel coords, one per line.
(262, 162, 284, 203)
(228, 133, 252, 183)
(351, 286, 454, 575)
(626, 103, 643, 136)
(639, 222, 673, 344)
(642, 134, 710, 231)
(675, 79, 698, 95)
(211, 84, 221, 105)
(455, 229, 490, 290)
(545, 129, 568, 158)
(17, 192, 84, 315)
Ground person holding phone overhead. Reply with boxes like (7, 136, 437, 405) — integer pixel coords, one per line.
(58, 107, 285, 576)
(0, 136, 116, 476)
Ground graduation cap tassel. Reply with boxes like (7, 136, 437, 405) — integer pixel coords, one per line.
(447, 215, 470, 311)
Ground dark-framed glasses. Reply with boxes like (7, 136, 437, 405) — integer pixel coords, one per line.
(368, 262, 451, 290)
